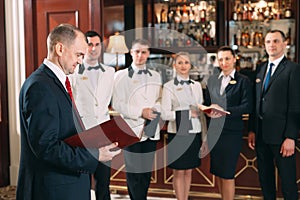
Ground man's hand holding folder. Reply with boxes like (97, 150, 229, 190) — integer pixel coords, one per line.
(64, 115, 140, 149)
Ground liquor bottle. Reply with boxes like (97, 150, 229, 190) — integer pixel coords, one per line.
(285, 27, 292, 45)
(254, 26, 264, 47)
(161, 5, 168, 23)
(237, 3, 243, 21)
(199, 1, 207, 22)
(232, 3, 238, 21)
(177, 33, 185, 47)
(185, 37, 192, 47)
(274, 0, 282, 20)
(258, 8, 264, 21)
(189, 5, 195, 22)
(195, 29, 202, 44)
(168, 9, 174, 23)
(158, 30, 165, 47)
(194, 4, 201, 23)
(181, 5, 189, 23)
(247, 1, 253, 21)
(165, 30, 173, 47)
(206, 0, 216, 22)
(174, 6, 182, 24)
(241, 27, 250, 47)
(264, 4, 270, 20)
(242, 3, 248, 21)
(236, 27, 242, 46)
(284, 0, 293, 18)
(252, 7, 259, 21)
(249, 25, 255, 46)
(202, 27, 211, 47)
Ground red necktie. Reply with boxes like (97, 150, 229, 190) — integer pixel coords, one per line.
(65, 77, 86, 132)
(65, 77, 73, 100)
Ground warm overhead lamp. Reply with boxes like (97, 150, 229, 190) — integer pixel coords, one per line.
(257, 0, 268, 8)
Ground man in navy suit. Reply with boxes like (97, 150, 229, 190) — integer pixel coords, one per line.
(248, 29, 300, 200)
(16, 24, 120, 200)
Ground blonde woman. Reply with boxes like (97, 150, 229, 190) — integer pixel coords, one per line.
(161, 52, 205, 200)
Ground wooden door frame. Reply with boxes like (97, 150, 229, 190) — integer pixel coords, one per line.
(23, 0, 103, 77)
(0, 0, 10, 187)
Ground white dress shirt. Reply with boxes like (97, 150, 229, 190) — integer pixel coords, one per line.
(218, 69, 236, 95)
(161, 76, 204, 134)
(113, 65, 162, 141)
(69, 63, 115, 129)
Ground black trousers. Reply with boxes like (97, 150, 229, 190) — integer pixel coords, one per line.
(94, 161, 111, 200)
(256, 120, 298, 200)
(124, 139, 158, 200)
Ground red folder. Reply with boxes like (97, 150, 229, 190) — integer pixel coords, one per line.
(202, 107, 230, 116)
(64, 115, 140, 149)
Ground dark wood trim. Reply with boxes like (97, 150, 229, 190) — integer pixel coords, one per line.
(90, 0, 102, 32)
(217, 0, 226, 46)
(0, 0, 10, 187)
(24, 0, 36, 77)
(104, 0, 124, 7)
(124, 0, 135, 67)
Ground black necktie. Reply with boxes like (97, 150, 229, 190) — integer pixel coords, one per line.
(180, 80, 192, 85)
(87, 65, 105, 72)
(174, 77, 192, 85)
(137, 69, 152, 76)
(264, 63, 274, 91)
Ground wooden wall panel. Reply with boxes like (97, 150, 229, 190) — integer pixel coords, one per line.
(24, 0, 102, 76)
(35, 0, 89, 67)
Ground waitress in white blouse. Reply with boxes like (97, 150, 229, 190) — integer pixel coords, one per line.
(161, 52, 206, 200)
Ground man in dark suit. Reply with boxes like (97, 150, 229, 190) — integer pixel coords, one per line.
(16, 24, 120, 200)
(248, 29, 300, 200)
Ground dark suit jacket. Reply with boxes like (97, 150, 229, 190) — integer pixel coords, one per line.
(16, 64, 99, 200)
(205, 71, 253, 133)
(253, 57, 300, 144)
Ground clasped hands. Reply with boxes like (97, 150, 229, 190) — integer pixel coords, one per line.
(142, 107, 158, 120)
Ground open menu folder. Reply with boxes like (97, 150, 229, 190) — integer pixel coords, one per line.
(64, 115, 140, 149)
(198, 105, 230, 116)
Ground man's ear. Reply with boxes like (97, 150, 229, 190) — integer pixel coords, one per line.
(55, 42, 64, 56)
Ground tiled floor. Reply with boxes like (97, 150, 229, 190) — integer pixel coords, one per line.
(91, 190, 176, 200)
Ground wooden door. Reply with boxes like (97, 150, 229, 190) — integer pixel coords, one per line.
(24, 0, 103, 76)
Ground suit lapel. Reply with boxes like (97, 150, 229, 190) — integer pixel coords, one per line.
(214, 76, 222, 96)
(266, 57, 287, 91)
(224, 76, 236, 94)
(41, 64, 72, 105)
(257, 62, 267, 97)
